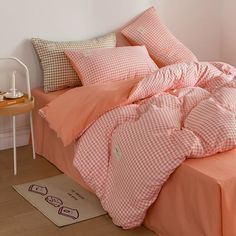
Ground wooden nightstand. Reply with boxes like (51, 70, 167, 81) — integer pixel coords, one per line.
(0, 57, 35, 175)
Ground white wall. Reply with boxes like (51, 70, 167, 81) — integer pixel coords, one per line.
(153, 0, 221, 61)
(0, 0, 221, 150)
(220, 0, 236, 65)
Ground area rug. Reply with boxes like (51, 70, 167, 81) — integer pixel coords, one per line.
(13, 174, 107, 227)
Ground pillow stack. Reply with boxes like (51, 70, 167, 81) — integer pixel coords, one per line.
(32, 7, 198, 92)
(32, 33, 116, 92)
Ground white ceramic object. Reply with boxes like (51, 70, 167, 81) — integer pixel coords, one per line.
(4, 90, 24, 99)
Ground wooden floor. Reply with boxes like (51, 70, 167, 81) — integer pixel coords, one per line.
(0, 145, 155, 236)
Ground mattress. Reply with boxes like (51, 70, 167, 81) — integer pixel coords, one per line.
(32, 87, 236, 236)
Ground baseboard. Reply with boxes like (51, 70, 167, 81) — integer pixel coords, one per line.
(0, 125, 30, 151)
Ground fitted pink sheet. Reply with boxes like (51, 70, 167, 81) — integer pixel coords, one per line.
(32, 87, 91, 192)
(32, 87, 236, 236)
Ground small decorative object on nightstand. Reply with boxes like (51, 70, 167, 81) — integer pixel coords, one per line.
(0, 57, 35, 175)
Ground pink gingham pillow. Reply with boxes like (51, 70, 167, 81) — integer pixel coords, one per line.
(121, 7, 198, 67)
(64, 46, 158, 85)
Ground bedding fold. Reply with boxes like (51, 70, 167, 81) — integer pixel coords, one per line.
(40, 78, 141, 146)
(41, 61, 235, 146)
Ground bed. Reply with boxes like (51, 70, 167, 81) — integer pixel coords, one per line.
(28, 4, 236, 235)
(32, 87, 236, 236)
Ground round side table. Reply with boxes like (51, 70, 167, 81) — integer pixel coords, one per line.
(0, 95, 35, 175)
(0, 57, 36, 175)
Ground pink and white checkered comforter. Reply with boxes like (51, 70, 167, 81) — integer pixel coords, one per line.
(73, 62, 236, 229)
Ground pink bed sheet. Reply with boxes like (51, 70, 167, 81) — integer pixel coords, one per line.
(32, 87, 91, 192)
(32, 87, 236, 236)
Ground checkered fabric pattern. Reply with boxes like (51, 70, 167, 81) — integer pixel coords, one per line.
(64, 46, 158, 85)
(121, 7, 198, 68)
(32, 32, 116, 92)
(72, 61, 236, 229)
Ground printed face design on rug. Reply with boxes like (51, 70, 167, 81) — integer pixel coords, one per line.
(28, 184, 48, 196)
(45, 195, 63, 207)
(58, 206, 79, 220)
(27, 184, 80, 220)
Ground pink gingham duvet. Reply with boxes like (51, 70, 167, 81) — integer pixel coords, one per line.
(41, 62, 236, 228)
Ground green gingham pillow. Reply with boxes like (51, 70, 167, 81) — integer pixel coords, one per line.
(32, 33, 116, 92)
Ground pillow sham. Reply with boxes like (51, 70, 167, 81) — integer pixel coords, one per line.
(64, 46, 158, 85)
(32, 32, 116, 92)
(121, 7, 197, 67)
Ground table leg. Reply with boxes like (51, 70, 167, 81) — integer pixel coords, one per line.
(13, 115, 17, 175)
(30, 112, 35, 159)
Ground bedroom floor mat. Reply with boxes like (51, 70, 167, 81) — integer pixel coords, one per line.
(13, 174, 107, 227)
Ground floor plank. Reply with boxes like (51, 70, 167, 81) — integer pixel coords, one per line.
(0, 145, 156, 236)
